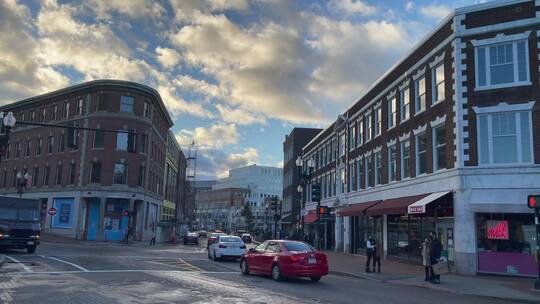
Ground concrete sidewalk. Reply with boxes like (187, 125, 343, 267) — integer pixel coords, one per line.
(326, 251, 540, 303)
(39, 232, 181, 248)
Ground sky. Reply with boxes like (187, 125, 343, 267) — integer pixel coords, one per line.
(0, 0, 484, 179)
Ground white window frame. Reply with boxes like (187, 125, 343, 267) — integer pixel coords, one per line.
(365, 154, 372, 189)
(415, 77, 426, 115)
(474, 102, 535, 166)
(473, 31, 531, 91)
(432, 124, 447, 172)
(400, 139, 411, 180)
(356, 157, 363, 190)
(400, 87, 410, 123)
(374, 151, 382, 186)
(415, 132, 427, 176)
(349, 124, 356, 151)
(388, 143, 397, 182)
(365, 113, 372, 142)
(374, 107, 382, 137)
(348, 162, 355, 192)
(357, 118, 364, 147)
(431, 63, 445, 105)
(339, 132, 345, 157)
(388, 97, 397, 130)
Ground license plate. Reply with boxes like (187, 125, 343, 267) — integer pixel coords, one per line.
(308, 258, 316, 264)
(27, 241, 34, 245)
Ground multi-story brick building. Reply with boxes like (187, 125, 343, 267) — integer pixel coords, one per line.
(301, 0, 540, 276)
(0, 80, 178, 242)
(195, 187, 250, 232)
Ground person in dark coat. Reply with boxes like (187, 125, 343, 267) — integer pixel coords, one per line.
(429, 233, 442, 284)
(365, 236, 376, 272)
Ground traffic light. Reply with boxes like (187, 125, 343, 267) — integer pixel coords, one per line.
(317, 205, 329, 219)
(67, 123, 78, 149)
(528, 195, 540, 209)
(127, 131, 137, 153)
(311, 183, 321, 202)
(123, 210, 130, 217)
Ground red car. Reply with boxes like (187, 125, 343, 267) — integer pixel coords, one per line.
(240, 240, 328, 282)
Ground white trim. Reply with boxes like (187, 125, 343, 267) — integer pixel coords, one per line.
(413, 66, 426, 80)
(386, 89, 397, 100)
(473, 101, 535, 114)
(456, 0, 531, 14)
(475, 81, 532, 92)
(430, 115, 447, 127)
(387, 138, 397, 147)
(374, 101, 382, 109)
(429, 52, 446, 68)
(373, 146, 382, 153)
(399, 132, 412, 142)
(408, 191, 450, 214)
(399, 79, 411, 91)
(471, 31, 531, 47)
(461, 18, 540, 38)
(413, 124, 427, 136)
(364, 150, 372, 157)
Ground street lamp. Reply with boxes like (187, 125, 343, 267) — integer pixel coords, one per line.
(0, 112, 16, 162)
(296, 156, 314, 242)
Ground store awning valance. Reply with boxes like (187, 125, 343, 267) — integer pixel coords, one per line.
(337, 200, 381, 217)
(304, 210, 318, 224)
(407, 191, 451, 214)
(366, 194, 430, 216)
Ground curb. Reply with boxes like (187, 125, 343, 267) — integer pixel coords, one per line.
(0, 256, 5, 269)
(329, 270, 381, 282)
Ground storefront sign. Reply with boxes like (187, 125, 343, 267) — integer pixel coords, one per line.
(408, 205, 425, 214)
(487, 220, 509, 240)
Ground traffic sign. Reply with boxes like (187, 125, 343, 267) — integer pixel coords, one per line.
(48, 207, 57, 216)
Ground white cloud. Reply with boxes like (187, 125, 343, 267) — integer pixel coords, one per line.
(174, 75, 224, 99)
(157, 84, 214, 118)
(327, 0, 377, 16)
(188, 146, 260, 179)
(275, 160, 284, 168)
(207, 0, 248, 11)
(420, 4, 452, 21)
(405, 2, 414, 11)
(175, 123, 239, 149)
(215, 104, 266, 125)
(87, 0, 165, 19)
(155, 47, 181, 69)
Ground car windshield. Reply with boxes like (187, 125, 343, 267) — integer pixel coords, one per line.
(0, 207, 39, 221)
(18, 209, 40, 222)
(283, 242, 314, 252)
(187, 233, 197, 237)
(220, 237, 242, 243)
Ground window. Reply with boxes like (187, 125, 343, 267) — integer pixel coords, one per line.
(331, 171, 336, 196)
(77, 99, 84, 115)
(25, 139, 31, 157)
(116, 131, 128, 151)
(40, 108, 46, 122)
(374, 107, 382, 137)
(113, 163, 127, 184)
(357, 119, 363, 147)
(388, 97, 397, 129)
(356, 158, 363, 190)
(338, 133, 345, 156)
(20, 112, 25, 122)
(56, 164, 63, 185)
(32, 166, 39, 187)
(63, 102, 70, 118)
(97, 94, 106, 111)
(138, 165, 145, 187)
(93, 130, 105, 148)
(432, 64, 445, 103)
(366, 113, 372, 141)
(388, 145, 397, 182)
(433, 126, 447, 171)
(401, 139, 410, 179)
(349, 124, 356, 151)
(47, 136, 54, 153)
(31, 110, 35, 121)
(477, 111, 532, 165)
(120, 96, 134, 113)
(415, 77, 426, 114)
(365, 156, 373, 188)
(374, 151, 382, 185)
(36, 138, 42, 155)
(15, 142, 21, 158)
(68, 163, 76, 185)
(416, 132, 427, 175)
(348, 162, 355, 192)
(51, 105, 57, 120)
(400, 88, 410, 122)
(475, 40, 529, 89)
(144, 100, 151, 118)
(43, 165, 50, 186)
(339, 167, 345, 194)
(90, 162, 101, 183)
(58, 134, 65, 152)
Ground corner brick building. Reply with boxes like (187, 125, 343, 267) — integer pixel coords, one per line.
(300, 0, 540, 276)
(0, 80, 186, 242)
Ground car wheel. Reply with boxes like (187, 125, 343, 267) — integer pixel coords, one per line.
(27, 245, 36, 254)
(310, 276, 321, 282)
(271, 264, 283, 281)
(240, 259, 250, 275)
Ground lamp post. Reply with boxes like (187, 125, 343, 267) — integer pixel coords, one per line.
(0, 112, 16, 162)
(296, 156, 314, 242)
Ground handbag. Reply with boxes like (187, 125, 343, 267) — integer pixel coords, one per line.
(433, 257, 450, 274)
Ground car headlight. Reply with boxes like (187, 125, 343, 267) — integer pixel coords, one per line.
(30, 235, 39, 239)
(0, 233, 9, 238)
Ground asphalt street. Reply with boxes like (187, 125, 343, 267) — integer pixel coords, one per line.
(0, 239, 523, 304)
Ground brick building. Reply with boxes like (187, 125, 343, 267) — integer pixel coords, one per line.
(300, 0, 540, 276)
(195, 188, 250, 232)
(0, 80, 183, 242)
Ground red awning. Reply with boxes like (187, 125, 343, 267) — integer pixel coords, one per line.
(304, 210, 318, 223)
(338, 200, 382, 217)
(366, 194, 431, 216)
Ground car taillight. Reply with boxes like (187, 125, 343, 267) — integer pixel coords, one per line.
(219, 244, 227, 248)
(288, 255, 305, 263)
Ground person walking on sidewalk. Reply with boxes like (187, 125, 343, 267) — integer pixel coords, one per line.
(374, 238, 382, 273)
(149, 229, 157, 246)
(365, 235, 376, 273)
(429, 233, 442, 284)
(421, 238, 432, 281)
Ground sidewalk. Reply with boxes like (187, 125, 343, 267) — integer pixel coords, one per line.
(39, 232, 182, 248)
(326, 251, 540, 303)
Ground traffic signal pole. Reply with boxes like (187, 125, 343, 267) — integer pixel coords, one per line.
(535, 207, 540, 290)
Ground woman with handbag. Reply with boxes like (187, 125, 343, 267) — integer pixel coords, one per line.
(421, 238, 431, 281)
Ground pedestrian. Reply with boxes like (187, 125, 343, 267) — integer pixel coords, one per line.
(421, 238, 432, 281)
(374, 237, 382, 273)
(429, 233, 442, 284)
(365, 235, 376, 273)
(149, 229, 156, 246)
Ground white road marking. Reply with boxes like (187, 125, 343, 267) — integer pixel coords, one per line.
(3, 269, 237, 275)
(47, 256, 89, 272)
(3, 255, 33, 273)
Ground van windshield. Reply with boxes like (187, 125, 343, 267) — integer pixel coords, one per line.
(0, 207, 39, 221)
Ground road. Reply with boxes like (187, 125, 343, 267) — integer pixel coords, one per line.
(0, 239, 519, 304)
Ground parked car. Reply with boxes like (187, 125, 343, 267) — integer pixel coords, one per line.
(183, 232, 199, 245)
(207, 232, 226, 250)
(208, 235, 247, 261)
(241, 233, 252, 244)
(198, 230, 208, 238)
(239, 240, 328, 282)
